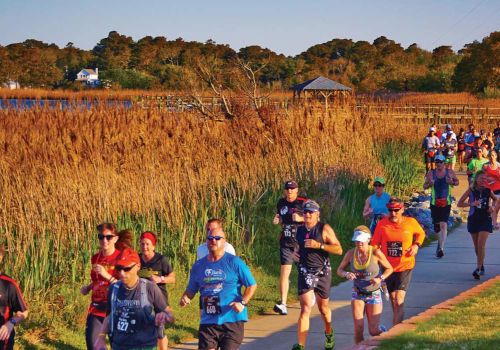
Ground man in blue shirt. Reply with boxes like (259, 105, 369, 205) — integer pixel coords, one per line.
(180, 227, 257, 350)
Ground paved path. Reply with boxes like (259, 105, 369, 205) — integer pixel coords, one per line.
(172, 173, 500, 350)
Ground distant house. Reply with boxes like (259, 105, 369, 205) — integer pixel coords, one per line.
(2, 80, 20, 90)
(76, 68, 100, 86)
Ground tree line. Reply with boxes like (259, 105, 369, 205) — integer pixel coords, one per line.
(0, 30, 498, 94)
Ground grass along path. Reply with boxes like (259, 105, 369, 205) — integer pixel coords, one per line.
(376, 279, 500, 350)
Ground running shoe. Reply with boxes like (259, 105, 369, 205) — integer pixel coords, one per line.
(378, 324, 388, 333)
(436, 248, 444, 258)
(291, 344, 304, 350)
(324, 331, 334, 350)
(472, 269, 480, 280)
(273, 303, 288, 315)
(480, 265, 485, 276)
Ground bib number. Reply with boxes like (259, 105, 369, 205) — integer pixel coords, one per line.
(117, 318, 129, 332)
(283, 225, 297, 238)
(387, 241, 403, 257)
(203, 295, 221, 315)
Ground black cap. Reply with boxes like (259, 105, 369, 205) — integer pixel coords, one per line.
(284, 181, 298, 189)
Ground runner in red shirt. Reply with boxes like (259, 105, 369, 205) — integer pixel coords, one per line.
(80, 223, 121, 350)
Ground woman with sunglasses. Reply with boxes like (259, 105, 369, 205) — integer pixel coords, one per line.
(457, 171, 497, 279)
(80, 222, 121, 350)
(337, 225, 393, 344)
(362, 176, 390, 234)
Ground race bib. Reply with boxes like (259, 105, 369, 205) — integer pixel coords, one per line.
(203, 295, 221, 315)
(387, 241, 403, 257)
(282, 224, 297, 238)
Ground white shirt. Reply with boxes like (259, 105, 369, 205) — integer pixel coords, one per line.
(441, 131, 457, 142)
(196, 242, 236, 260)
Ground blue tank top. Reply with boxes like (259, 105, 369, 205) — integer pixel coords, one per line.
(369, 192, 390, 215)
(431, 169, 452, 205)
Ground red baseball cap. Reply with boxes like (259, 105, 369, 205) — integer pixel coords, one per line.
(116, 248, 140, 267)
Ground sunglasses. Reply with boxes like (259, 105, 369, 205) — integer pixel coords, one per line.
(303, 210, 317, 214)
(388, 208, 401, 213)
(116, 264, 136, 272)
(374, 183, 384, 187)
(98, 234, 115, 241)
(207, 235, 224, 241)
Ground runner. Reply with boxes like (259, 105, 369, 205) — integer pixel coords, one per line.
(440, 124, 456, 141)
(457, 171, 496, 279)
(441, 131, 458, 170)
(422, 127, 440, 173)
(180, 227, 257, 350)
(0, 245, 29, 350)
(94, 248, 174, 350)
(138, 231, 175, 350)
(483, 150, 500, 228)
(291, 200, 343, 350)
(467, 146, 489, 184)
(457, 128, 466, 171)
(197, 218, 236, 260)
(371, 197, 425, 325)
(362, 176, 390, 233)
(272, 180, 306, 315)
(80, 223, 121, 350)
(424, 154, 459, 258)
(337, 226, 393, 344)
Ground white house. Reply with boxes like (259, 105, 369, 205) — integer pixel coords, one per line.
(76, 68, 99, 85)
(2, 80, 20, 90)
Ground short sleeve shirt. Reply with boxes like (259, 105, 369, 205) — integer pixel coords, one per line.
(371, 217, 425, 272)
(89, 250, 121, 317)
(276, 197, 306, 246)
(0, 275, 28, 348)
(187, 253, 256, 325)
(139, 252, 173, 305)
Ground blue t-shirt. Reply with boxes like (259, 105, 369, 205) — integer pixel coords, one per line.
(369, 192, 390, 215)
(187, 253, 256, 325)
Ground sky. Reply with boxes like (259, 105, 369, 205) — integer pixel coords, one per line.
(0, 0, 498, 56)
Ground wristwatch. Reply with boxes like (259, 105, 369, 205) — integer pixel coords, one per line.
(9, 318, 17, 326)
(320, 244, 325, 250)
(240, 299, 248, 306)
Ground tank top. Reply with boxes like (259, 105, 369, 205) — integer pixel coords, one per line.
(296, 222, 330, 271)
(483, 163, 500, 192)
(431, 169, 452, 205)
(350, 246, 381, 293)
(469, 188, 491, 218)
(369, 192, 390, 215)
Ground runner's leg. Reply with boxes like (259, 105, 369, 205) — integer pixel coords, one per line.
(351, 299, 365, 344)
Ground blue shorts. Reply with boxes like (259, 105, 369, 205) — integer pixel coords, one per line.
(351, 287, 382, 304)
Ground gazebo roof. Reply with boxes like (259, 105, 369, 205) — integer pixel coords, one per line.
(293, 76, 352, 91)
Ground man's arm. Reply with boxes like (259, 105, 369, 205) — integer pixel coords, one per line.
(179, 290, 196, 307)
(321, 224, 343, 255)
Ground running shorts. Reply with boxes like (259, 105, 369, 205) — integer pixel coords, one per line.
(198, 322, 244, 350)
(297, 264, 331, 299)
(430, 204, 451, 230)
(351, 287, 382, 304)
(386, 269, 413, 293)
(280, 245, 298, 265)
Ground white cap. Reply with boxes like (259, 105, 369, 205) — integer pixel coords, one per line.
(352, 230, 371, 243)
(430, 127, 436, 132)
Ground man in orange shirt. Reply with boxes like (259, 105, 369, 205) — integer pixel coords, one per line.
(371, 197, 425, 325)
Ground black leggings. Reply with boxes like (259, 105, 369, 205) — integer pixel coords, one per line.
(85, 314, 105, 350)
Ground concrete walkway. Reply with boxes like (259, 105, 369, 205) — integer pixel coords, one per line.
(172, 225, 500, 350)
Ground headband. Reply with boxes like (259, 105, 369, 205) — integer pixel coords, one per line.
(140, 232, 157, 246)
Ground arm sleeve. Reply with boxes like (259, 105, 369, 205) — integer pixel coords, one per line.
(235, 257, 256, 287)
(7, 281, 28, 313)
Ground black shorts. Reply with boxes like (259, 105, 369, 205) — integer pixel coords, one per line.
(198, 322, 244, 350)
(386, 269, 413, 293)
(430, 204, 451, 229)
(467, 215, 493, 233)
(280, 244, 298, 265)
(297, 264, 332, 299)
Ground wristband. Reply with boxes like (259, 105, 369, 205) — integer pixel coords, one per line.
(379, 274, 386, 281)
(320, 244, 325, 250)
(343, 271, 349, 278)
(9, 318, 17, 326)
(160, 276, 165, 283)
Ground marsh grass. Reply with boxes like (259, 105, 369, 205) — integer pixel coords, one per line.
(0, 101, 427, 347)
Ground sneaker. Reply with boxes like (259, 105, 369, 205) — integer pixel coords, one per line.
(436, 248, 444, 258)
(291, 344, 304, 350)
(472, 269, 480, 280)
(273, 303, 288, 315)
(480, 265, 485, 276)
(324, 331, 334, 350)
(378, 324, 388, 333)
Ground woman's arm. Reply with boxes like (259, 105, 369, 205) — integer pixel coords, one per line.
(457, 189, 471, 207)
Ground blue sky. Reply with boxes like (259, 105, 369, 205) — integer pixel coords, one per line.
(1, 0, 498, 56)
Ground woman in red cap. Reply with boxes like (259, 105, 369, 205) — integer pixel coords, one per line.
(139, 231, 175, 350)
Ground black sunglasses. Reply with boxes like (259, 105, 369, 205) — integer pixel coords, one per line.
(388, 208, 401, 213)
(374, 183, 384, 187)
(207, 235, 224, 241)
(116, 264, 136, 272)
(98, 234, 115, 241)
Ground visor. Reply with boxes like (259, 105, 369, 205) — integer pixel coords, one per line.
(352, 230, 371, 243)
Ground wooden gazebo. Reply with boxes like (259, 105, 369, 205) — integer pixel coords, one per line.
(292, 76, 353, 109)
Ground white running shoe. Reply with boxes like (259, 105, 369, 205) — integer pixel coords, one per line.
(273, 303, 288, 315)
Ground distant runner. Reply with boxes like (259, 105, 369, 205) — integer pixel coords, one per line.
(424, 154, 459, 258)
(272, 180, 305, 315)
(362, 176, 390, 234)
(291, 200, 343, 350)
(371, 197, 425, 325)
(422, 127, 440, 173)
